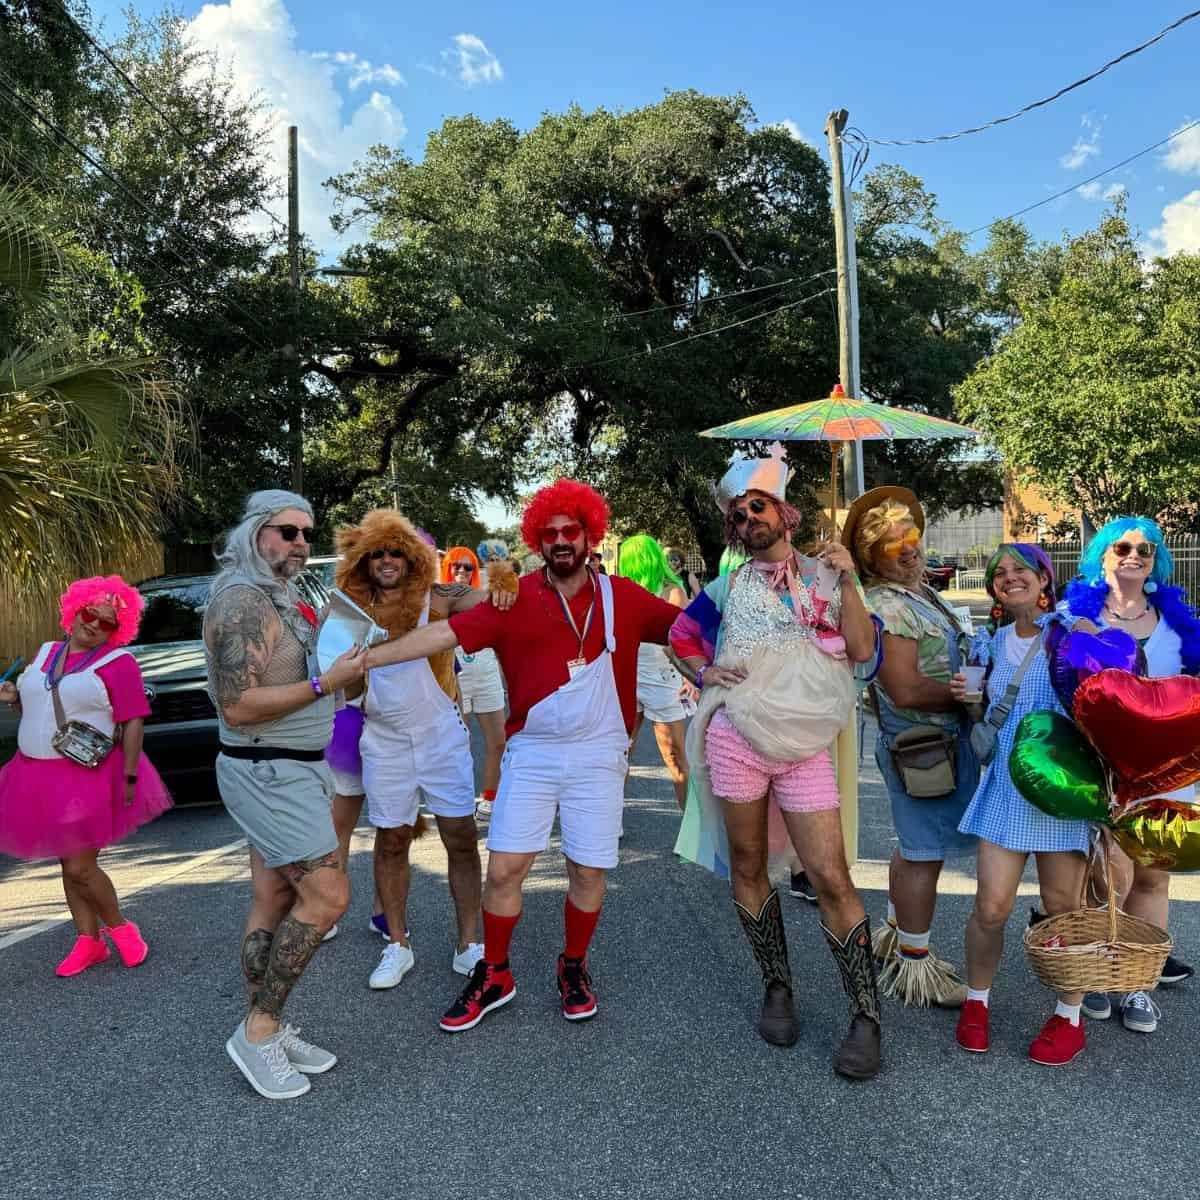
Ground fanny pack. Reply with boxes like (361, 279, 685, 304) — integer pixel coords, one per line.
(889, 725, 958, 799)
(969, 631, 1044, 766)
(51, 683, 117, 769)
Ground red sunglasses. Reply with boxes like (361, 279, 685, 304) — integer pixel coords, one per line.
(540, 522, 583, 544)
(80, 606, 119, 633)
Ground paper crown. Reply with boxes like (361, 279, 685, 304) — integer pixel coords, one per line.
(714, 442, 792, 513)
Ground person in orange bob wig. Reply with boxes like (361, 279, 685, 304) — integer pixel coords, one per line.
(441, 546, 482, 589)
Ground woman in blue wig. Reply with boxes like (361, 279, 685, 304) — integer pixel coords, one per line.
(1062, 517, 1199, 1032)
(618, 535, 690, 810)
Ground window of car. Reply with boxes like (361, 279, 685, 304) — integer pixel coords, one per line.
(135, 581, 211, 645)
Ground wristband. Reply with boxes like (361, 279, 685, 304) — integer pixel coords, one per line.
(310, 676, 325, 698)
(697, 665, 707, 689)
(125, 774, 138, 783)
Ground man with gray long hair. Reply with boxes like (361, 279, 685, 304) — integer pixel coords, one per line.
(204, 490, 365, 1100)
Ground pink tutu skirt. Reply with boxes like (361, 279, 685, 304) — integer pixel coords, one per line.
(0, 750, 172, 860)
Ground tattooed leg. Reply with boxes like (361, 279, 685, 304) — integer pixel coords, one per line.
(241, 928, 273, 992)
(250, 914, 324, 1023)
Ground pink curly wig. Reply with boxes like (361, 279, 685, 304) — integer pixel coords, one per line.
(521, 479, 609, 552)
(440, 546, 481, 588)
(59, 575, 144, 647)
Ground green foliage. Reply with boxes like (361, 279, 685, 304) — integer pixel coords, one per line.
(955, 211, 1200, 531)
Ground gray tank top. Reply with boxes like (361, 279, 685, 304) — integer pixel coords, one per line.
(204, 576, 334, 751)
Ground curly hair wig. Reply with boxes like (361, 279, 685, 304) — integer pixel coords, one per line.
(59, 575, 144, 647)
(520, 479, 609, 552)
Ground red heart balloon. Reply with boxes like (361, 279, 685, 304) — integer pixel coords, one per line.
(1073, 670, 1200, 804)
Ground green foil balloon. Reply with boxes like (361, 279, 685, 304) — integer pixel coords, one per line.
(1009, 711, 1109, 822)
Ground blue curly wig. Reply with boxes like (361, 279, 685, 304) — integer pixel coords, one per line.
(1063, 516, 1200, 675)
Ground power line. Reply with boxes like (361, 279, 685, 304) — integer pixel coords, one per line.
(866, 8, 1200, 146)
(616, 267, 837, 319)
(964, 116, 1200, 237)
(43, 0, 291, 240)
(570, 286, 837, 372)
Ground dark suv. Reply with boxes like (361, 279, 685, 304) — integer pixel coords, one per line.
(130, 570, 331, 800)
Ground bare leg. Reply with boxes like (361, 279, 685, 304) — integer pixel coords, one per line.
(482, 849, 537, 917)
(652, 719, 689, 811)
(780, 808, 865, 939)
(373, 825, 414, 948)
(891, 856, 944, 933)
(61, 851, 122, 932)
(1035, 850, 1088, 1006)
(474, 709, 506, 795)
(331, 791, 364, 870)
(240, 848, 294, 1002)
(721, 794, 771, 913)
(436, 814, 482, 950)
(965, 841, 1027, 990)
(564, 858, 606, 911)
(60, 859, 98, 936)
(1125, 862, 1170, 929)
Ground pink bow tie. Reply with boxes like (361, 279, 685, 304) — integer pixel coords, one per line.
(748, 554, 804, 616)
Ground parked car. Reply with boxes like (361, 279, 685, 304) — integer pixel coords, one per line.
(925, 553, 956, 592)
(129, 569, 331, 801)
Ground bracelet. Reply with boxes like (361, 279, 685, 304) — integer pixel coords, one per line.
(125, 774, 138, 783)
(310, 676, 325, 698)
(697, 665, 707, 688)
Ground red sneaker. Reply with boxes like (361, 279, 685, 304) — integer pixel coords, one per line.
(955, 998, 990, 1053)
(557, 954, 598, 1021)
(439, 960, 516, 1033)
(1029, 1014, 1086, 1066)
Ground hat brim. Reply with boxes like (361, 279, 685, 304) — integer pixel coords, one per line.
(842, 486, 926, 569)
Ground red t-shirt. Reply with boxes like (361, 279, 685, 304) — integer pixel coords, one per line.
(449, 571, 680, 737)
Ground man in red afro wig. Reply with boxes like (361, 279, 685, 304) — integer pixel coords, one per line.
(520, 479, 609, 554)
(363, 475, 683, 1036)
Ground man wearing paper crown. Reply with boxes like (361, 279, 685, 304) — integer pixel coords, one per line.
(363, 479, 681, 1034)
(668, 444, 884, 1079)
(333, 508, 519, 995)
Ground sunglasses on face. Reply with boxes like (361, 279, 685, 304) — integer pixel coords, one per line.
(1110, 541, 1156, 560)
(881, 528, 922, 558)
(730, 497, 772, 526)
(369, 548, 407, 561)
(79, 606, 119, 633)
(540, 523, 583, 544)
(450, 562, 474, 574)
(263, 523, 314, 543)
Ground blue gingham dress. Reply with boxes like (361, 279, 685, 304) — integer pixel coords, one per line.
(957, 624, 1091, 853)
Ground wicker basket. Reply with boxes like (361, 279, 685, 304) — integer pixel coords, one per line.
(1024, 838, 1172, 994)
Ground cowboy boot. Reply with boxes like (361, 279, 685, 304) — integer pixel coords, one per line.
(822, 915, 882, 1079)
(733, 890, 798, 1047)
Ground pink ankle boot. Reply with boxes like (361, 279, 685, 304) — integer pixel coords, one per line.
(103, 920, 149, 967)
(56, 934, 111, 977)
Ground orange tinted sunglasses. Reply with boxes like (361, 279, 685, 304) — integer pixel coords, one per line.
(881, 528, 921, 558)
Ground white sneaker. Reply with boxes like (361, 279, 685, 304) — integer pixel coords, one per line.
(476, 799, 494, 818)
(452, 942, 485, 976)
(225, 1022, 311, 1100)
(321, 922, 339, 943)
(369, 941, 414, 990)
(1120, 990, 1161, 1033)
(278, 1024, 337, 1074)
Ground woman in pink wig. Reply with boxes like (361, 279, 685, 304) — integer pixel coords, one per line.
(0, 575, 172, 976)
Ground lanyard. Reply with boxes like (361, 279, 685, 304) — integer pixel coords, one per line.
(44, 640, 105, 690)
(548, 569, 596, 661)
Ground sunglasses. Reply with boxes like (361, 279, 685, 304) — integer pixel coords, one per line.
(80, 606, 119, 633)
(263, 523, 314, 543)
(450, 561, 475, 573)
(881, 528, 922, 558)
(540, 523, 583, 544)
(369, 548, 407, 561)
(730, 497, 772, 526)
(1111, 541, 1156, 560)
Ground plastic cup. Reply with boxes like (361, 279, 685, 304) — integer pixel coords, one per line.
(961, 665, 986, 702)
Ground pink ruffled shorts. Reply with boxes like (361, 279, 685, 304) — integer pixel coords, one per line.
(705, 709, 839, 812)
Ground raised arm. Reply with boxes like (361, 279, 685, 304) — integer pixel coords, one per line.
(364, 620, 460, 670)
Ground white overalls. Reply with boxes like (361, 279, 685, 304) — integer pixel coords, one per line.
(488, 572, 629, 868)
(360, 596, 476, 827)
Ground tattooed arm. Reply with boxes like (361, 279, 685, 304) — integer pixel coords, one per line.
(206, 585, 363, 726)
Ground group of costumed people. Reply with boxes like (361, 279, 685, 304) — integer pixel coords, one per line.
(1, 446, 1197, 1099)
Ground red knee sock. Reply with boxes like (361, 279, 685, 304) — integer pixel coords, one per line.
(481, 788, 497, 802)
(564, 896, 602, 960)
(483, 908, 520, 965)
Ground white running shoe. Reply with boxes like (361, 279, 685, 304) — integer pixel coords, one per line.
(225, 1022, 310, 1100)
(452, 942, 485, 976)
(369, 942, 415, 990)
(321, 922, 339, 943)
(476, 799, 493, 818)
(1120, 990, 1161, 1033)
(278, 1024, 337, 1074)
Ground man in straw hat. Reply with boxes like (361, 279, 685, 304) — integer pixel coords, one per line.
(668, 445, 883, 1079)
(843, 486, 979, 1009)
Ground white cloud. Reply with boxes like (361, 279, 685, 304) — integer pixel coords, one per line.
(1060, 115, 1101, 170)
(312, 50, 405, 90)
(445, 33, 503, 86)
(1148, 189, 1200, 256)
(186, 0, 406, 252)
(771, 119, 816, 147)
(1077, 180, 1126, 202)
(1162, 119, 1200, 174)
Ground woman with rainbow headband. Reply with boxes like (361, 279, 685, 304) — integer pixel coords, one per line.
(0, 575, 172, 977)
(1061, 517, 1199, 1032)
(442, 546, 508, 817)
(617, 535, 690, 811)
(949, 544, 1092, 1066)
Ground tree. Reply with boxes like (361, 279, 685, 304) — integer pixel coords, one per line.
(955, 210, 1200, 531)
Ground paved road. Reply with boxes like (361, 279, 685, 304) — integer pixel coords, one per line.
(0, 721, 1193, 1200)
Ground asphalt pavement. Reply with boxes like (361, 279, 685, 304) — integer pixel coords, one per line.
(0, 719, 1190, 1200)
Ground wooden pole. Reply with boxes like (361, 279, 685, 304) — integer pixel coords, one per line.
(829, 442, 840, 533)
(287, 125, 303, 492)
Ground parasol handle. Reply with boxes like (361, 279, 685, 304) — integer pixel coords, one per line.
(829, 441, 841, 534)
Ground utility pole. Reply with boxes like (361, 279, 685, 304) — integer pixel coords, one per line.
(287, 125, 303, 492)
(824, 109, 865, 501)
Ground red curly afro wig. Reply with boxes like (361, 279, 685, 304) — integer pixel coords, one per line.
(521, 479, 609, 553)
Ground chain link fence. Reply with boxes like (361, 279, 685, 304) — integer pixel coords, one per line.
(1038, 537, 1200, 605)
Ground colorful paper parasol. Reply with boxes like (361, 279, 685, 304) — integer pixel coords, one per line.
(700, 384, 978, 528)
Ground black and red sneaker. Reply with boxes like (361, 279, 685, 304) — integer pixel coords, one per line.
(439, 959, 516, 1033)
(557, 954, 598, 1021)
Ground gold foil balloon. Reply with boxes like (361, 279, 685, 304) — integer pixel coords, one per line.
(1112, 799, 1200, 872)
